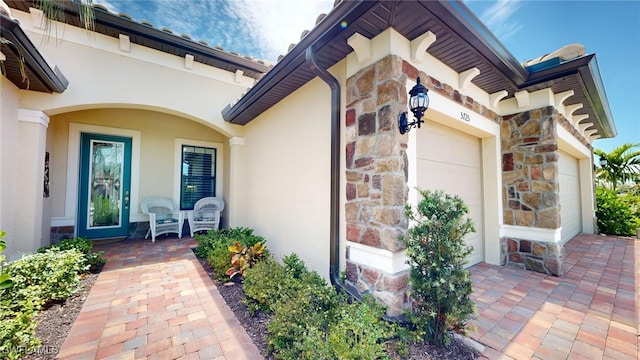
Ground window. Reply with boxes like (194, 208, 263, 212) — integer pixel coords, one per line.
(180, 145, 216, 210)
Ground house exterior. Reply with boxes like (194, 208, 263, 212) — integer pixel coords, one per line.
(1, 1, 615, 316)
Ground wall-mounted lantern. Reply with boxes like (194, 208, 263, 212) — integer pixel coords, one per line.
(599, 157, 608, 167)
(398, 76, 430, 134)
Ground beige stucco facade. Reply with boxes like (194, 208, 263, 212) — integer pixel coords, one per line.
(1, 2, 606, 316)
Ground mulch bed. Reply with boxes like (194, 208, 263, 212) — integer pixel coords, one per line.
(27, 252, 480, 359)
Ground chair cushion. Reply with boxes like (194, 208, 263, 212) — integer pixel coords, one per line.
(157, 218, 177, 224)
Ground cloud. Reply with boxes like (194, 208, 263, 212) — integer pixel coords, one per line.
(226, 0, 334, 61)
(476, 0, 523, 41)
(94, 0, 334, 62)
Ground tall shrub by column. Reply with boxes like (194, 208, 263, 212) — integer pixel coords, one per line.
(403, 189, 476, 347)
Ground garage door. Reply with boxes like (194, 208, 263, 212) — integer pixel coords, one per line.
(559, 151, 581, 243)
(415, 122, 484, 266)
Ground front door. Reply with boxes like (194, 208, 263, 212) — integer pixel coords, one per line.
(77, 133, 132, 239)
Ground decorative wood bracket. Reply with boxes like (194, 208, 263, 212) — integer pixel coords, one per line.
(347, 33, 371, 64)
(410, 31, 436, 63)
(554, 90, 574, 108)
(489, 90, 508, 109)
(458, 68, 480, 91)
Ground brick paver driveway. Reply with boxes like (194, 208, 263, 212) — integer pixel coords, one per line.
(469, 233, 638, 359)
(57, 237, 262, 360)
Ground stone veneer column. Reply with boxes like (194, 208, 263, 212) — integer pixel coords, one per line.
(501, 106, 563, 276)
(343, 55, 411, 316)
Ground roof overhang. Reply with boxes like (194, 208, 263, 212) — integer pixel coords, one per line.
(6, 0, 271, 79)
(221, 0, 615, 140)
(522, 54, 616, 138)
(1, 13, 68, 93)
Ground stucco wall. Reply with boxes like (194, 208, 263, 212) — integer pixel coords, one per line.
(0, 77, 20, 256)
(11, 9, 252, 139)
(241, 77, 333, 279)
(46, 108, 230, 227)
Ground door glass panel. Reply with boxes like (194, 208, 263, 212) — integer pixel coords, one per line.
(88, 140, 124, 228)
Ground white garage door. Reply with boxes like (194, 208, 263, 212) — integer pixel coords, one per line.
(559, 151, 581, 243)
(415, 122, 484, 266)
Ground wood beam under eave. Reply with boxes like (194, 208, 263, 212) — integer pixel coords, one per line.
(515, 90, 530, 108)
(119, 34, 130, 52)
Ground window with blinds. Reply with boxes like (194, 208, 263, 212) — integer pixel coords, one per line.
(180, 145, 216, 210)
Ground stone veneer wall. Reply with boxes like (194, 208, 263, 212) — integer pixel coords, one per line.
(500, 106, 563, 276)
(343, 56, 502, 315)
(343, 55, 411, 316)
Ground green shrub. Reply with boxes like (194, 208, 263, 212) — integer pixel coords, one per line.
(2, 248, 86, 309)
(403, 189, 476, 347)
(298, 296, 394, 360)
(266, 279, 340, 359)
(0, 305, 39, 360)
(242, 256, 288, 315)
(596, 187, 640, 236)
(206, 243, 234, 281)
(0, 248, 86, 359)
(39, 237, 105, 272)
(195, 228, 268, 280)
(0, 231, 12, 290)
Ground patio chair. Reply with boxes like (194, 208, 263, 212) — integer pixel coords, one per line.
(188, 197, 224, 237)
(141, 196, 184, 243)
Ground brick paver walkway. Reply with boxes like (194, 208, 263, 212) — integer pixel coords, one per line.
(469, 234, 638, 359)
(57, 237, 262, 360)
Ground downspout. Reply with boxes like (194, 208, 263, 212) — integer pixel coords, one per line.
(305, 47, 361, 300)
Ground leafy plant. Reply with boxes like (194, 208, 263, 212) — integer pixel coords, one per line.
(0, 247, 86, 358)
(225, 241, 265, 278)
(39, 237, 105, 272)
(596, 187, 640, 236)
(195, 228, 268, 280)
(242, 256, 288, 314)
(298, 296, 395, 360)
(595, 143, 640, 191)
(2, 248, 86, 309)
(402, 189, 476, 347)
(0, 231, 12, 290)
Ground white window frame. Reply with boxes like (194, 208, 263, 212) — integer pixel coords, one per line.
(174, 138, 223, 209)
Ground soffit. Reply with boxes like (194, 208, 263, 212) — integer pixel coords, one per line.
(1, 14, 67, 93)
(5, 0, 271, 79)
(221, 0, 614, 139)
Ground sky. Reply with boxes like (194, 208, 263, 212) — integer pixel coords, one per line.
(94, 0, 639, 153)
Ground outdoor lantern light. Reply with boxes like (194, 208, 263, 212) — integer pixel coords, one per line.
(599, 157, 608, 167)
(398, 76, 430, 134)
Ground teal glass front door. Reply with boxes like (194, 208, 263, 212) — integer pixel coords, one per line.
(77, 133, 132, 239)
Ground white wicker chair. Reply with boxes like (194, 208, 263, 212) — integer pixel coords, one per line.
(141, 197, 184, 243)
(188, 197, 224, 237)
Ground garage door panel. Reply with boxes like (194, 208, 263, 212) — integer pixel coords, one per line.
(416, 123, 484, 265)
(559, 151, 581, 243)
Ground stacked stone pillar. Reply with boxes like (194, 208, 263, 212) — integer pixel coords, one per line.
(343, 55, 411, 316)
(501, 106, 563, 276)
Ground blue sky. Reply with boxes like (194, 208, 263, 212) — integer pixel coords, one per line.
(95, 0, 638, 153)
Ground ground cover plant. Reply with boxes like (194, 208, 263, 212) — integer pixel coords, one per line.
(403, 189, 477, 347)
(0, 236, 105, 359)
(195, 227, 478, 359)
